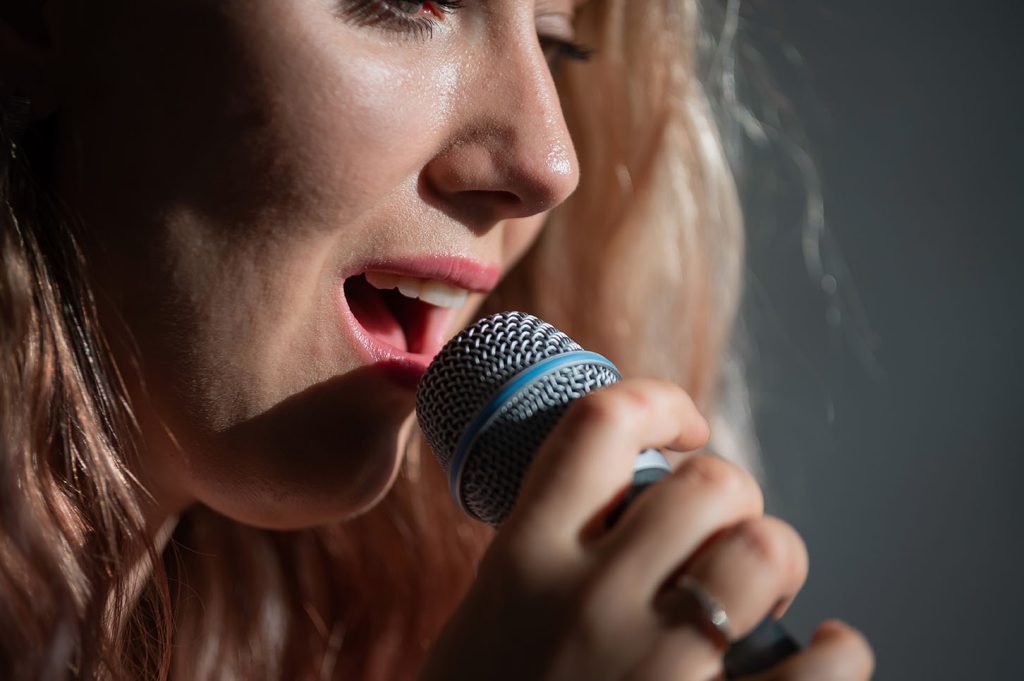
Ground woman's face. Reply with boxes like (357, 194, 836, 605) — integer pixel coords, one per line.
(52, 0, 583, 527)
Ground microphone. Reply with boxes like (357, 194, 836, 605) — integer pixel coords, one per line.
(415, 311, 800, 677)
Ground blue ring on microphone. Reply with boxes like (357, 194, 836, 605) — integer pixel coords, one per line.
(450, 351, 622, 515)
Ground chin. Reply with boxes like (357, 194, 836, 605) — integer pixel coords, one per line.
(185, 367, 421, 530)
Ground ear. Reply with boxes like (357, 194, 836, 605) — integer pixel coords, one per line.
(0, 1, 61, 117)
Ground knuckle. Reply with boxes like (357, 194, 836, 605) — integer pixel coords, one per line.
(815, 621, 876, 678)
(840, 625, 876, 678)
(784, 523, 810, 582)
(732, 517, 790, 570)
(569, 387, 648, 430)
(676, 455, 762, 509)
(618, 381, 658, 410)
(678, 453, 733, 487)
(563, 394, 612, 430)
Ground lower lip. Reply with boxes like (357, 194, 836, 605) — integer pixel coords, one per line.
(372, 359, 434, 391)
(336, 283, 457, 389)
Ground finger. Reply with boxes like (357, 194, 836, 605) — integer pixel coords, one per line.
(506, 378, 710, 545)
(622, 627, 724, 681)
(590, 454, 764, 606)
(671, 516, 809, 645)
(740, 620, 874, 681)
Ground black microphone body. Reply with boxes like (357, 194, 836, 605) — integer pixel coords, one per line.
(416, 312, 800, 678)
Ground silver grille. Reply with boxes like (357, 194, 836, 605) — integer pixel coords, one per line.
(416, 311, 620, 525)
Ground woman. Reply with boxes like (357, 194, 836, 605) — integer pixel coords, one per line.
(0, 0, 873, 678)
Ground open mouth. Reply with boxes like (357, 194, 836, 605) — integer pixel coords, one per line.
(342, 272, 466, 356)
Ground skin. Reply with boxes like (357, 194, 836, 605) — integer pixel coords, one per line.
(44, 0, 582, 528)
(422, 382, 875, 680)
(2, 0, 873, 677)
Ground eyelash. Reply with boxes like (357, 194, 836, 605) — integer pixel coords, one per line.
(338, 0, 596, 69)
(542, 38, 595, 68)
(339, 0, 464, 38)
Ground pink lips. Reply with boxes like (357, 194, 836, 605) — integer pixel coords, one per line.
(338, 255, 501, 387)
(353, 255, 503, 293)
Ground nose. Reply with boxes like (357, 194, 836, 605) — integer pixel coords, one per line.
(421, 35, 581, 228)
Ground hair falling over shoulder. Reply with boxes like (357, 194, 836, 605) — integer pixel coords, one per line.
(0, 0, 748, 678)
(0, 111, 173, 677)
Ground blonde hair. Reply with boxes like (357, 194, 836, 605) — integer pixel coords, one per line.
(491, 0, 752, 468)
(0, 0, 749, 678)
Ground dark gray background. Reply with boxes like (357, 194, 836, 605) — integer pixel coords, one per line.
(737, 2, 1023, 679)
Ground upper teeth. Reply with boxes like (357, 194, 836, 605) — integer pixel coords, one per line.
(364, 271, 471, 309)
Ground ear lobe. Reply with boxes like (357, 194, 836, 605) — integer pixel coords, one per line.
(0, 1, 60, 116)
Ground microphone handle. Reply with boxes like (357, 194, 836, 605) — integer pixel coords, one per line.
(604, 451, 802, 679)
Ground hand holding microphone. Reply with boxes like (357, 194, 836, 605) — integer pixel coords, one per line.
(416, 312, 873, 680)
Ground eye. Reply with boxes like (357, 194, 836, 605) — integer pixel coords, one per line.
(388, 0, 451, 17)
(389, 0, 430, 13)
(534, 11, 596, 73)
(540, 37, 596, 72)
(337, 0, 464, 39)
(337, 0, 597, 72)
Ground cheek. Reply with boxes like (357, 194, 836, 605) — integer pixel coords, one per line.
(60, 3, 468, 524)
(63, 2, 457, 233)
(242, 12, 462, 227)
(147, 6, 467, 404)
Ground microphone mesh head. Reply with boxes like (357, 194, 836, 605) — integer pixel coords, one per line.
(416, 311, 620, 525)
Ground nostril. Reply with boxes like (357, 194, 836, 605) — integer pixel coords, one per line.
(468, 189, 524, 213)
(421, 126, 577, 225)
(416, 173, 527, 232)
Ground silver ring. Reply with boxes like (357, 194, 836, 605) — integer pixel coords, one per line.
(676, 575, 734, 643)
